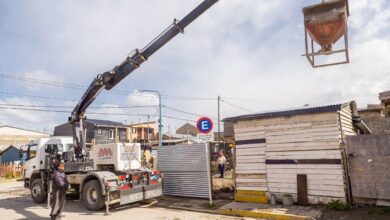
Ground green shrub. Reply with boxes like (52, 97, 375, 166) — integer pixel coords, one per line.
(203, 203, 216, 209)
(375, 207, 390, 215)
(327, 200, 350, 211)
(4, 172, 13, 179)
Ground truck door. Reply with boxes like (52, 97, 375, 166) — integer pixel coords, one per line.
(24, 143, 39, 179)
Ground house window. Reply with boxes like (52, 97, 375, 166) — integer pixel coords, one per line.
(97, 129, 102, 134)
(109, 129, 114, 139)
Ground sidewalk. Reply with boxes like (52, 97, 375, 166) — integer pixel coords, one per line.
(217, 201, 322, 220)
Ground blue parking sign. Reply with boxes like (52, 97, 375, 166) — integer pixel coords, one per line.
(196, 117, 213, 134)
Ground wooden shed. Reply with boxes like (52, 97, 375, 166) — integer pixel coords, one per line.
(223, 102, 370, 204)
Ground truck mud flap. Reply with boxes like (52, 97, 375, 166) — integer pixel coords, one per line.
(143, 184, 162, 199)
(120, 187, 143, 205)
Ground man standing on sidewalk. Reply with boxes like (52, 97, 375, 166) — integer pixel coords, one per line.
(217, 151, 226, 178)
(50, 159, 68, 220)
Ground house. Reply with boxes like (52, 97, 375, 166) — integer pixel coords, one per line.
(54, 119, 128, 147)
(223, 101, 370, 205)
(176, 123, 198, 136)
(380, 90, 390, 117)
(128, 121, 157, 142)
(0, 125, 50, 151)
(358, 90, 390, 134)
(0, 145, 20, 164)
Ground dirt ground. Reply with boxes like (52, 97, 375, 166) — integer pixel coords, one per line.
(321, 206, 390, 220)
(0, 181, 256, 220)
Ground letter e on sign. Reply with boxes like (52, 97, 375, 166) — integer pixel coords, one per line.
(196, 117, 213, 134)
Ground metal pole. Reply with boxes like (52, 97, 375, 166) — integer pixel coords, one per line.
(141, 90, 162, 147)
(47, 180, 52, 209)
(147, 114, 150, 142)
(159, 92, 162, 147)
(218, 96, 221, 142)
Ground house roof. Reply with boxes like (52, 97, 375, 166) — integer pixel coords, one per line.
(0, 125, 49, 136)
(358, 104, 382, 113)
(0, 145, 19, 155)
(86, 119, 124, 127)
(129, 121, 156, 126)
(379, 90, 390, 101)
(223, 104, 343, 122)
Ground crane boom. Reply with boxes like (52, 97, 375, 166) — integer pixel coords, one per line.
(69, 0, 219, 159)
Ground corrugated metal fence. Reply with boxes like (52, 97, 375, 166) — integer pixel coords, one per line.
(157, 144, 212, 199)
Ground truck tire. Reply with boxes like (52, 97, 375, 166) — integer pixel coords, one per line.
(82, 180, 105, 211)
(31, 178, 47, 204)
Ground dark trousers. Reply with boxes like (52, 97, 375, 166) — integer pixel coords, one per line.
(50, 189, 66, 220)
(218, 164, 224, 178)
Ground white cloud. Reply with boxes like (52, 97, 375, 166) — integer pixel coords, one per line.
(127, 90, 159, 106)
(1, 0, 390, 132)
(0, 98, 42, 123)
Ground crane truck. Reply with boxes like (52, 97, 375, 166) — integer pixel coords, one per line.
(23, 0, 219, 213)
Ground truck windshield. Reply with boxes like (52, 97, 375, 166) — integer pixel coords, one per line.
(27, 144, 38, 160)
(65, 144, 74, 152)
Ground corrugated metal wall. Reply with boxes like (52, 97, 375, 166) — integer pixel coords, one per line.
(157, 144, 212, 199)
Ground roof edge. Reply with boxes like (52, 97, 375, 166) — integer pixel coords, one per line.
(223, 103, 349, 122)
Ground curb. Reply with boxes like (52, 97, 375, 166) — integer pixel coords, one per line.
(217, 208, 314, 220)
(154, 205, 219, 215)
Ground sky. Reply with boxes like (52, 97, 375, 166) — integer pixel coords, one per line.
(0, 0, 389, 134)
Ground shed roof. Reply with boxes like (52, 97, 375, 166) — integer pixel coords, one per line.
(223, 104, 343, 122)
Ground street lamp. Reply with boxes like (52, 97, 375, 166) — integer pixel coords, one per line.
(140, 90, 162, 147)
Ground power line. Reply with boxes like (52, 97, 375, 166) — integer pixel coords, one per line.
(220, 98, 253, 113)
(0, 106, 197, 122)
(162, 104, 219, 121)
(162, 95, 216, 101)
(0, 91, 156, 107)
(162, 105, 204, 117)
(0, 103, 158, 109)
(222, 96, 263, 103)
(0, 73, 216, 101)
(0, 91, 215, 121)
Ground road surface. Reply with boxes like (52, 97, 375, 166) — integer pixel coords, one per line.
(0, 181, 254, 220)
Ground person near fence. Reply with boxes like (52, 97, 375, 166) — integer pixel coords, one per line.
(218, 151, 226, 178)
(50, 159, 68, 220)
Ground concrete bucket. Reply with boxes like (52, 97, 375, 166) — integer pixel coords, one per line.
(302, 0, 350, 68)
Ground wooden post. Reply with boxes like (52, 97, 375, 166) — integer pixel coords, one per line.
(297, 174, 308, 206)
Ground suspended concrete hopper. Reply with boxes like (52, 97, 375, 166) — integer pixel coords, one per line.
(303, 0, 350, 68)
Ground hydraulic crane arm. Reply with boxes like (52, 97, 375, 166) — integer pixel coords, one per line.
(69, 0, 219, 159)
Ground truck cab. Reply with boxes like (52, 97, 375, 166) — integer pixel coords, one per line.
(24, 136, 74, 203)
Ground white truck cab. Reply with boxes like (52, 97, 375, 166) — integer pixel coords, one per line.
(24, 136, 73, 203)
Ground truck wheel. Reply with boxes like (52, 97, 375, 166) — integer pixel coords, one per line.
(82, 180, 105, 211)
(31, 178, 47, 204)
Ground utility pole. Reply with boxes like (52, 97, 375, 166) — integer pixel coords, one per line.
(147, 114, 150, 142)
(218, 95, 221, 142)
(141, 90, 162, 147)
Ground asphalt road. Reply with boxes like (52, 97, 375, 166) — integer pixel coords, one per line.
(0, 181, 252, 220)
